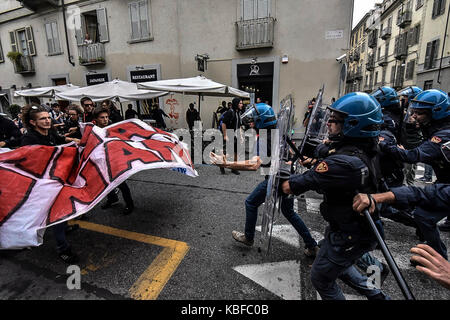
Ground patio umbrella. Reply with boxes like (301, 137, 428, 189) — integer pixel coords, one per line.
(136, 75, 250, 113)
(14, 84, 80, 98)
(55, 79, 168, 102)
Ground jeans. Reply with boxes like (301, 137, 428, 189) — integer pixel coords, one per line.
(311, 239, 388, 300)
(414, 207, 448, 260)
(424, 164, 433, 181)
(356, 252, 385, 273)
(53, 221, 70, 254)
(244, 179, 317, 249)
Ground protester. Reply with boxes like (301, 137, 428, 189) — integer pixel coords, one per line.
(379, 89, 450, 251)
(0, 113, 22, 148)
(186, 103, 199, 131)
(80, 97, 95, 122)
(93, 106, 135, 215)
(281, 92, 390, 300)
(210, 102, 320, 258)
(303, 98, 315, 127)
(219, 97, 244, 175)
(49, 102, 65, 133)
(64, 105, 82, 139)
(151, 104, 169, 129)
(125, 104, 138, 120)
(20, 104, 80, 264)
(101, 99, 123, 124)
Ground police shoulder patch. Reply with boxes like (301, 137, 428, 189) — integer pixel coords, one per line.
(315, 161, 329, 173)
(431, 136, 442, 144)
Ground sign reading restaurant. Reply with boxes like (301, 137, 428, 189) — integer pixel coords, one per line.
(130, 69, 158, 83)
(86, 73, 109, 86)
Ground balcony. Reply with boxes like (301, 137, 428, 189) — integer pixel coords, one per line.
(366, 54, 375, 71)
(354, 67, 363, 80)
(394, 36, 408, 60)
(397, 10, 412, 28)
(368, 30, 378, 48)
(236, 17, 275, 51)
(353, 52, 360, 61)
(78, 43, 106, 66)
(13, 55, 35, 74)
(378, 55, 388, 66)
(19, 0, 59, 11)
(380, 26, 392, 40)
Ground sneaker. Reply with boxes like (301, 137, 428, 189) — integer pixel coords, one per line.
(58, 248, 79, 264)
(101, 199, 119, 209)
(438, 219, 450, 232)
(304, 246, 319, 258)
(231, 231, 253, 246)
(122, 205, 134, 215)
(231, 169, 240, 175)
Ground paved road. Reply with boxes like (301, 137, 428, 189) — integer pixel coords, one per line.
(0, 165, 449, 301)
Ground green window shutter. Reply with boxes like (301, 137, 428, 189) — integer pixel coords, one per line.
(25, 26, 36, 56)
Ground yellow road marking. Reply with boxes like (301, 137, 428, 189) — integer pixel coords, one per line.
(69, 220, 189, 300)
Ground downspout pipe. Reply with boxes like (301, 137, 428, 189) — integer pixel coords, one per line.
(62, 0, 75, 67)
(437, 2, 450, 85)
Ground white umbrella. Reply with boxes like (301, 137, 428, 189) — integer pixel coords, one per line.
(137, 75, 250, 112)
(55, 79, 168, 102)
(14, 84, 80, 98)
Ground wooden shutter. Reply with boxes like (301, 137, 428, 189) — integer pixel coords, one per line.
(390, 66, 396, 83)
(25, 26, 36, 56)
(52, 22, 61, 53)
(45, 22, 55, 54)
(97, 8, 109, 42)
(129, 2, 140, 40)
(432, 0, 439, 17)
(74, 14, 84, 45)
(9, 31, 17, 52)
(440, 0, 446, 15)
(424, 41, 432, 69)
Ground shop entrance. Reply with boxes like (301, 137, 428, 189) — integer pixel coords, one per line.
(237, 62, 274, 106)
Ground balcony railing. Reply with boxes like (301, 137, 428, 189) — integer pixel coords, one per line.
(394, 36, 408, 60)
(236, 17, 275, 50)
(78, 43, 106, 66)
(380, 26, 392, 40)
(19, 0, 59, 11)
(13, 55, 35, 74)
(397, 10, 412, 28)
(378, 55, 388, 66)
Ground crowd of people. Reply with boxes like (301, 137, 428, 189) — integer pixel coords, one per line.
(1, 87, 449, 298)
(210, 86, 450, 297)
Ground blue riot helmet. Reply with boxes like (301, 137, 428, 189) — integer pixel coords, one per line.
(371, 86, 400, 108)
(328, 92, 383, 138)
(410, 89, 450, 121)
(398, 86, 423, 101)
(241, 103, 277, 129)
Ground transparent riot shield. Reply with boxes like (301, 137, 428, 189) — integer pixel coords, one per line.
(260, 95, 295, 255)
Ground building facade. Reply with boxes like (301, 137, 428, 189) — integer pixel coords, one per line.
(346, 0, 449, 95)
(0, 0, 353, 131)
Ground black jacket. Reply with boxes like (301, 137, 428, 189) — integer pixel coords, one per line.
(0, 115, 22, 148)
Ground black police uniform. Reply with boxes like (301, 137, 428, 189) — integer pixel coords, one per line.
(289, 140, 388, 299)
(380, 120, 450, 259)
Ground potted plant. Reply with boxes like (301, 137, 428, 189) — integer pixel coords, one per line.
(7, 51, 24, 72)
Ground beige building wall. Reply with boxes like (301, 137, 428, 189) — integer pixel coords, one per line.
(0, 0, 353, 131)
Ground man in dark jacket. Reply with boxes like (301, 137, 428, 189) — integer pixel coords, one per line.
(186, 103, 199, 131)
(0, 114, 22, 148)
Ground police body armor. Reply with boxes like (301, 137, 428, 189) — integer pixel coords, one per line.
(319, 143, 382, 246)
(423, 123, 450, 183)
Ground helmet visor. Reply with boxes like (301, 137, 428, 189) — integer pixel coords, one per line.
(240, 105, 258, 126)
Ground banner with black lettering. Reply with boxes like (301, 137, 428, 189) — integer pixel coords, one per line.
(0, 119, 197, 249)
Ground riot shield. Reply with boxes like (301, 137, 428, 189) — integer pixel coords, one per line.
(260, 95, 295, 255)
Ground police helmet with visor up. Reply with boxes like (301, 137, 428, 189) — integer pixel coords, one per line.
(241, 103, 277, 129)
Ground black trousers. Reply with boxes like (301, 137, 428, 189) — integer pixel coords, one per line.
(107, 181, 134, 207)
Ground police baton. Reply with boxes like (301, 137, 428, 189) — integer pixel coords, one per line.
(363, 208, 415, 300)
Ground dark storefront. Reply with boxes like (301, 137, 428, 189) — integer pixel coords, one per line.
(237, 62, 274, 106)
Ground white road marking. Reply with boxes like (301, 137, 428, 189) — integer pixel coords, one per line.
(233, 260, 302, 300)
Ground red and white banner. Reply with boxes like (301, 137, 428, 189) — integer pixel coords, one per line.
(0, 119, 197, 249)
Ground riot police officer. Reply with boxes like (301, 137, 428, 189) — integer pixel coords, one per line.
(379, 89, 450, 259)
(210, 102, 319, 257)
(282, 92, 389, 300)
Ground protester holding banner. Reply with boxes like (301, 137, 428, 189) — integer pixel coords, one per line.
(20, 104, 79, 263)
(81, 97, 95, 123)
(92, 106, 135, 215)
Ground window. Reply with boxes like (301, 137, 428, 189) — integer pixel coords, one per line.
(416, 0, 424, 10)
(0, 40, 4, 63)
(241, 0, 270, 20)
(9, 26, 36, 56)
(424, 80, 433, 89)
(74, 8, 109, 45)
(405, 59, 415, 79)
(44, 21, 62, 55)
(424, 39, 440, 69)
(407, 25, 420, 46)
(129, 0, 151, 41)
(375, 71, 379, 84)
(390, 66, 396, 83)
(432, 0, 446, 18)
